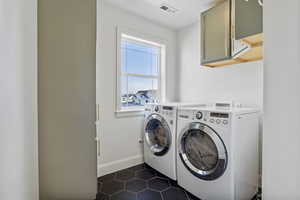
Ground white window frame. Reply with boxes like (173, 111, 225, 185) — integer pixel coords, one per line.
(116, 27, 166, 116)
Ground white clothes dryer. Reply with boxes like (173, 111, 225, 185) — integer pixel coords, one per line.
(177, 106, 260, 200)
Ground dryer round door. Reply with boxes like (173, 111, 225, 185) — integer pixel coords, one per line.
(178, 122, 228, 181)
(144, 114, 171, 156)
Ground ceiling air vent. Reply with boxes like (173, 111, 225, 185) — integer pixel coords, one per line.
(160, 3, 178, 14)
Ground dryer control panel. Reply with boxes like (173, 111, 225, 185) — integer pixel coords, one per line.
(178, 109, 231, 127)
(146, 105, 176, 119)
(161, 106, 175, 118)
(206, 112, 229, 125)
(210, 112, 229, 118)
(192, 111, 230, 126)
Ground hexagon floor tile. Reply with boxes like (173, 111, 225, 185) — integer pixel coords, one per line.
(148, 177, 170, 191)
(115, 169, 135, 181)
(101, 180, 124, 195)
(135, 168, 156, 180)
(162, 187, 189, 200)
(111, 191, 136, 200)
(97, 163, 201, 200)
(137, 189, 162, 200)
(126, 179, 147, 193)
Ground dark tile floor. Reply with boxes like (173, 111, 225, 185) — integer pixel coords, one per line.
(97, 163, 261, 200)
(97, 163, 200, 200)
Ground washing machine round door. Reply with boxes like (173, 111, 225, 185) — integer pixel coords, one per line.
(179, 122, 228, 181)
(144, 114, 171, 156)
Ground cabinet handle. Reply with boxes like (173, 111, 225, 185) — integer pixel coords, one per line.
(98, 139, 100, 157)
(96, 104, 100, 121)
(95, 137, 100, 157)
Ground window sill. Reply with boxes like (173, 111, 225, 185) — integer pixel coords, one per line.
(115, 109, 145, 118)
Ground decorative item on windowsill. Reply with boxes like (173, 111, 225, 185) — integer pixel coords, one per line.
(245, 0, 263, 6)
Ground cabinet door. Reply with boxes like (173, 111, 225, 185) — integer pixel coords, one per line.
(234, 0, 263, 40)
(201, 0, 231, 64)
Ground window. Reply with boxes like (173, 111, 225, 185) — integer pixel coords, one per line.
(117, 29, 166, 113)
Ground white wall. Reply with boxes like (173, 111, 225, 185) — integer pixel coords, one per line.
(97, 1, 177, 176)
(263, 1, 300, 199)
(0, 0, 38, 200)
(177, 22, 263, 107)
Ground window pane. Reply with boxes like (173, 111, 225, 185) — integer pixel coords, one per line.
(152, 78, 158, 90)
(122, 40, 160, 75)
(121, 75, 128, 107)
(121, 48, 126, 74)
(123, 76, 158, 107)
(152, 54, 159, 75)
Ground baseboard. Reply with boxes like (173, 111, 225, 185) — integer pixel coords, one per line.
(98, 155, 144, 177)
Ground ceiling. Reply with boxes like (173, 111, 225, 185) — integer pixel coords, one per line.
(103, 0, 217, 30)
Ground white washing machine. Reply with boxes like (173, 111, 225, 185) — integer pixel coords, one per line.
(177, 106, 260, 200)
(144, 103, 204, 180)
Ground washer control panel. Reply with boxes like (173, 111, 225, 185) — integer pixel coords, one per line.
(161, 106, 176, 118)
(210, 112, 229, 118)
(192, 110, 230, 126)
(208, 112, 229, 126)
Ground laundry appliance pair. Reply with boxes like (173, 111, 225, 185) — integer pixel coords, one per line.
(143, 103, 260, 200)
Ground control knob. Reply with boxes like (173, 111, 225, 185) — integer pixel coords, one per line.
(195, 111, 203, 120)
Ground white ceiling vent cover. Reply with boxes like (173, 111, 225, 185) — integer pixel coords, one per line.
(160, 3, 179, 14)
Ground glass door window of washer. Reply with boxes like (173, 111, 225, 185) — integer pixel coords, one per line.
(117, 33, 165, 112)
(179, 123, 228, 180)
(144, 114, 171, 156)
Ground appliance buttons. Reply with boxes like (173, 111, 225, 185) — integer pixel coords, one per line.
(154, 106, 159, 112)
(209, 119, 215, 123)
(216, 119, 221, 124)
(179, 115, 189, 119)
(195, 111, 203, 120)
(223, 120, 228, 125)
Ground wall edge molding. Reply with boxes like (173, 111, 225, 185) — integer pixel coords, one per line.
(98, 155, 144, 177)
